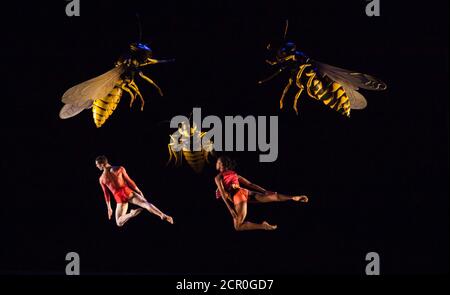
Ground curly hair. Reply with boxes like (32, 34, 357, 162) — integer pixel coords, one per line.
(218, 155, 237, 170)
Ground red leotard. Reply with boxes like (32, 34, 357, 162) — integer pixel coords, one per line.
(215, 170, 249, 205)
(99, 166, 138, 203)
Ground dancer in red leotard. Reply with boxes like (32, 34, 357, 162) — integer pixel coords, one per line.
(215, 156, 308, 231)
(96, 155, 174, 227)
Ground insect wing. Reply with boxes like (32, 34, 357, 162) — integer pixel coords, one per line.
(59, 100, 93, 119)
(314, 61, 386, 110)
(59, 65, 125, 118)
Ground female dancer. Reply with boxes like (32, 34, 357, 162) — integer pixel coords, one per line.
(215, 156, 308, 231)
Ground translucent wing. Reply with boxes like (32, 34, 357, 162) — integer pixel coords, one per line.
(59, 100, 93, 119)
(59, 65, 125, 119)
(314, 61, 387, 110)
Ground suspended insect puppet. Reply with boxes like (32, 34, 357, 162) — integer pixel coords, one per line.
(167, 119, 215, 173)
(259, 20, 387, 117)
(59, 20, 174, 127)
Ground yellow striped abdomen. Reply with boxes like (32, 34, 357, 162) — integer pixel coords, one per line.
(182, 150, 208, 173)
(92, 85, 123, 128)
(306, 71, 351, 117)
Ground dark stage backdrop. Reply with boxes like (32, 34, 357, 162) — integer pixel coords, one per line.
(1, 0, 448, 275)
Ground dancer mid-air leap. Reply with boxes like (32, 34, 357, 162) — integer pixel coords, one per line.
(95, 155, 173, 227)
(215, 156, 308, 231)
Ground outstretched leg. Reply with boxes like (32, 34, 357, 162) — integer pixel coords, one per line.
(139, 71, 163, 96)
(129, 192, 174, 224)
(232, 201, 277, 231)
(280, 77, 293, 110)
(254, 192, 308, 203)
(115, 202, 143, 227)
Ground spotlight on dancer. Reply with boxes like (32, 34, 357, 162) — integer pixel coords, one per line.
(96, 155, 174, 227)
(215, 156, 308, 231)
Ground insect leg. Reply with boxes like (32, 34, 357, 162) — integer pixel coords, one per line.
(128, 81, 145, 111)
(258, 66, 287, 84)
(293, 88, 304, 115)
(120, 83, 136, 107)
(204, 150, 210, 164)
(305, 71, 317, 98)
(138, 71, 163, 96)
(137, 59, 158, 67)
(167, 143, 178, 166)
(280, 77, 293, 109)
(292, 64, 312, 114)
(295, 64, 311, 84)
(204, 147, 215, 164)
(265, 59, 279, 66)
(139, 58, 175, 67)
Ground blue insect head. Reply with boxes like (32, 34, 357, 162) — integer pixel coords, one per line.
(130, 42, 152, 51)
(277, 41, 297, 58)
(130, 42, 153, 63)
(276, 41, 308, 64)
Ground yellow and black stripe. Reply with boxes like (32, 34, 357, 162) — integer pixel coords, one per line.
(92, 83, 123, 128)
(305, 70, 351, 117)
(182, 150, 209, 174)
(168, 127, 214, 173)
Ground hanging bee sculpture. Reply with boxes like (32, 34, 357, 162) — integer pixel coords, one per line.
(259, 21, 387, 117)
(167, 120, 215, 173)
(59, 30, 174, 127)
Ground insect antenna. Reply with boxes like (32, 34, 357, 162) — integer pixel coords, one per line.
(136, 13, 143, 42)
(266, 19, 289, 51)
(283, 19, 289, 40)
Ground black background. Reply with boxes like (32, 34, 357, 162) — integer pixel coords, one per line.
(1, 0, 448, 275)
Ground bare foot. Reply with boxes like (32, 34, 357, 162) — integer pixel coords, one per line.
(162, 214, 174, 224)
(292, 195, 308, 202)
(131, 208, 143, 216)
(262, 221, 277, 230)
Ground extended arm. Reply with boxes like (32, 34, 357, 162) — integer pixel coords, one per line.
(121, 167, 143, 195)
(100, 180, 113, 219)
(238, 175, 267, 194)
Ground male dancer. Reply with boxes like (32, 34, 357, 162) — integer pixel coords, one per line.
(96, 155, 173, 227)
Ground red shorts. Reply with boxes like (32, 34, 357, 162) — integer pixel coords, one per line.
(232, 188, 249, 205)
(113, 186, 133, 203)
